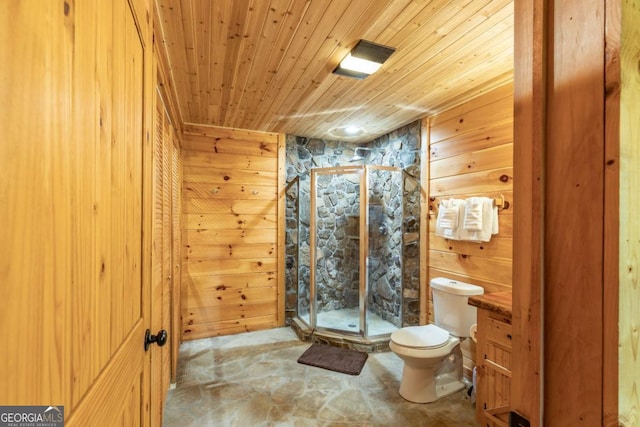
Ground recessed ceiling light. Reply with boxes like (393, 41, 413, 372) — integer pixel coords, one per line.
(330, 126, 365, 138)
(344, 125, 362, 135)
(340, 54, 383, 75)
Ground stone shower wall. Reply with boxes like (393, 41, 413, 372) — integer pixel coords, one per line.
(315, 172, 362, 313)
(366, 169, 404, 326)
(285, 121, 422, 328)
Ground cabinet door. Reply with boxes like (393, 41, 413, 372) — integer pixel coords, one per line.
(476, 310, 512, 427)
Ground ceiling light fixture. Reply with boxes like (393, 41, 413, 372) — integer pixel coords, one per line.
(333, 40, 396, 80)
(330, 125, 365, 138)
(343, 125, 363, 135)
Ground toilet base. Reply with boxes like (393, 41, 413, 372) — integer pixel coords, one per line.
(398, 363, 465, 403)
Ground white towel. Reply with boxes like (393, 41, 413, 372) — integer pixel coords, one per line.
(492, 204, 499, 235)
(435, 198, 464, 240)
(439, 206, 459, 229)
(463, 197, 485, 230)
(459, 198, 499, 242)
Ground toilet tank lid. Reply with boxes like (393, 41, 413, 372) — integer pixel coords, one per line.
(430, 277, 484, 296)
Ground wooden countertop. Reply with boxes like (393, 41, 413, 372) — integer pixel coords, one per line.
(468, 291, 512, 318)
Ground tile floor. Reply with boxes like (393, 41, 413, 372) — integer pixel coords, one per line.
(163, 327, 477, 427)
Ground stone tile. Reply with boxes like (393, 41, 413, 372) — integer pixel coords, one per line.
(163, 327, 477, 426)
(320, 390, 373, 423)
(271, 380, 306, 404)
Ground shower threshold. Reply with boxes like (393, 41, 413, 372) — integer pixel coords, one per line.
(291, 308, 399, 353)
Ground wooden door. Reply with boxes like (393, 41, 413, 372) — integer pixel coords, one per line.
(0, 0, 156, 425)
(171, 140, 182, 382)
(151, 91, 176, 422)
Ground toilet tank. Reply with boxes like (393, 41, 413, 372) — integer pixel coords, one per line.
(431, 277, 484, 337)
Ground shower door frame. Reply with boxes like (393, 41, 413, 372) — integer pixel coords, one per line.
(309, 164, 401, 339)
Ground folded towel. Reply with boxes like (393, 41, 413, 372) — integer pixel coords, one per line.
(459, 198, 499, 242)
(439, 206, 459, 230)
(463, 197, 485, 230)
(435, 198, 464, 240)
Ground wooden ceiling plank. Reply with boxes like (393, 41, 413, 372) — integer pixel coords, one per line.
(369, 23, 514, 124)
(290, 44, 512, 141)
(156, 0, 515, 143)
(230, 0, 313, 129)
(226, 0, 289, 128)
(381, 0, 477, 47)
(285, 0, 500, 138)
(192, 0, 212, 122)
(289, 1, 513, 140)
(261, 0, 412, 134)
(217, 1, 249, 125)
(247, 0, 354, 129)
(206, 2, 231, 124)
(156, 0, 192, 122)
(216, 0, 259, 124)
(331, 42, 514, 142)
(172, 0, 195, 118)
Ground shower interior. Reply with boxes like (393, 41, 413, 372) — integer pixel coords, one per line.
(294, 165, 404, 342)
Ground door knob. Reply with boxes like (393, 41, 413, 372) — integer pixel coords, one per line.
(144, 329, 168, 351)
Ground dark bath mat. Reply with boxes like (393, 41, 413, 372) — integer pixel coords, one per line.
(297, 343, 368, 376)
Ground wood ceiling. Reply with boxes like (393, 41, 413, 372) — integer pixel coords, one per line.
(155, 0, 514, 143)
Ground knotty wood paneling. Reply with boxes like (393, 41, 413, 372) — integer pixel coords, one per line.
(181, 124, 284, 340)
(425, 83, 514, 321)
(155, 0, 514, 143)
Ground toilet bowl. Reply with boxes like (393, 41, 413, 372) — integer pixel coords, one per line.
(390, 325, 464, 403)
(389, 278, 483, 403)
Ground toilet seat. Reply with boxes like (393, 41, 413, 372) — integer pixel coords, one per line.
(390, 325, 450, 349)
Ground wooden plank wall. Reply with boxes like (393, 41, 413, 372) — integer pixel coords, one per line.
(604, 0, 621, 423)
(618, 0, 640, 423)
(424, 83, 514, 378)
(426, 83, 514, 305)
(181, 124, 285, 340)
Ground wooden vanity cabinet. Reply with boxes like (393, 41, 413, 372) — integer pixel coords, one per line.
(475, 308, 512, 427)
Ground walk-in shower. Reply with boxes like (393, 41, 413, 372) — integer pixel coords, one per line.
(290, 165, 406, 348)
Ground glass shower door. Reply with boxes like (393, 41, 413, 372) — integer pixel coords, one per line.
(366, 166, 403, 337)
(291, 174, 312, 327)
(311, 167, 363, 335)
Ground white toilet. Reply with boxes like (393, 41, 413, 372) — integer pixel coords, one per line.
(389, 277, 484, 403)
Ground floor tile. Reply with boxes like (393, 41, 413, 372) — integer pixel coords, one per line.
(163, 327, 477, 426)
